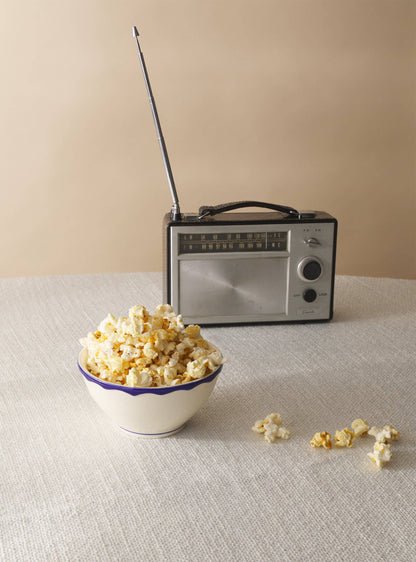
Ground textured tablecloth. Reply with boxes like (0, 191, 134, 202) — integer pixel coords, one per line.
(1, 273, 415, 561)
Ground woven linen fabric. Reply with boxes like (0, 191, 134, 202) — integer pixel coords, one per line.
(1, 273, 415, 561)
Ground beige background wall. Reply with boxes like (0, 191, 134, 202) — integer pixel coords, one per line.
(1, 1, 415, 279)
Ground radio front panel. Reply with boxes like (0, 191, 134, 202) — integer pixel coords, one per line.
(167, 221, 336, 325)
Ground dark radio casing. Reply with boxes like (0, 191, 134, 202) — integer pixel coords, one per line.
(163, 209, 337, 326)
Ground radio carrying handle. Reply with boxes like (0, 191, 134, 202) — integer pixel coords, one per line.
(198, 200, 300, 219)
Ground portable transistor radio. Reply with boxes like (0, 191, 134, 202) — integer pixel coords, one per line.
(133, 27, 337, 325)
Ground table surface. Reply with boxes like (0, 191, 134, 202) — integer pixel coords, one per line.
(1, 273, 415, 561)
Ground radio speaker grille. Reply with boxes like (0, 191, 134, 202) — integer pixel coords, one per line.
(178, 257, 288, 318)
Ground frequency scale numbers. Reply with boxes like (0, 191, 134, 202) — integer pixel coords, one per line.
(178, 231, 288, 254)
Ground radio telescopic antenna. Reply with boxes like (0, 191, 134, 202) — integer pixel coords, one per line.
(132, 26, 181, 221)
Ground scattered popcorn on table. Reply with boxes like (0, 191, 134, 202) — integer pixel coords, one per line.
(251, 413, 290, 443)
(368, 425, 400, 443)
(351, 418, 370, 438)
(366, 423, 399, 469)
(334, 428, 355, 448)
(251, 413, 282, 433)
(310, 432, 332, 449)
(367, 442, 393, 469)
(308, 417, 400, 469)
(79, 304, 224, 387)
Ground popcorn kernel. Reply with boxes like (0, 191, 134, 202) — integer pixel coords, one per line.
(368, 425, 399, 443)
(310, 432, 332, 449)
(367, 442, 392, 469)
(334, 428, 354, 448)
(351, 418, 370, 437)
(251, 413, 290, 443)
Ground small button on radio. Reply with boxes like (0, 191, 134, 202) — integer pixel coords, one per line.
(303, 288, 317, 303)
(297, 256, 323, 282)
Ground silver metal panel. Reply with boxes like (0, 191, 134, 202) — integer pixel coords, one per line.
(178, 257, 288, 318)
(169, 222, 335, 324)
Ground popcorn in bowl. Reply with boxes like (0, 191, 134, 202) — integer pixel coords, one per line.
(78, 304, 225, 437)
(79, 304, 224, 387)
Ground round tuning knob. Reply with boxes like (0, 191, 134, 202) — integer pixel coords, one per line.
(297, 257, 323, 282)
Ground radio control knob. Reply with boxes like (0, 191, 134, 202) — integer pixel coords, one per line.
(297, 257, 323, 282)
(305, 237, 320, 247)
(303, 288, 317, 303)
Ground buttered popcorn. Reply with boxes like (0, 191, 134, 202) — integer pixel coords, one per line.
(252, 413, 291, 443)
(334, 428, 355, 448)
(310, 431, 332, 449)
(311, 418, 369, 450)
(367, 423, 399, 469)
(308, 418, 400, 470)
(351, 418, 370, 438)
(368, 425, 400, 444)
(79, 304, 224, 387)
(368, 442, 392, 468)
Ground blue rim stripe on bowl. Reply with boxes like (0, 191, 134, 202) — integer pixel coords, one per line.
(78, 359, 222, 395)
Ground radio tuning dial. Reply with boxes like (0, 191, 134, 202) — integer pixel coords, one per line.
(305, 237, 320, 247)
(297, 256, 323, 282)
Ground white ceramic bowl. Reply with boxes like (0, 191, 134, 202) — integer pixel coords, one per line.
(78, 349, 222, 438)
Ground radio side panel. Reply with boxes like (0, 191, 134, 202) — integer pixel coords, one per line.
(329, 218, 338, 321)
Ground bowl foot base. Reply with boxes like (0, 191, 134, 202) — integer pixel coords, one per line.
(118, 423, 186, 438)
